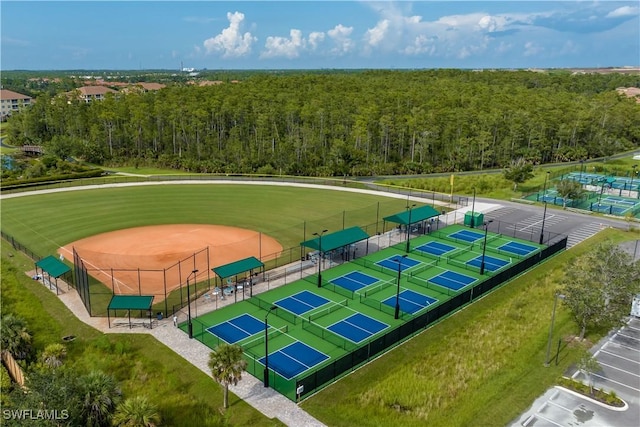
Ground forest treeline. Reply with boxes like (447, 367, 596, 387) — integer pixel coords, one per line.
(6, 69, 640, 176)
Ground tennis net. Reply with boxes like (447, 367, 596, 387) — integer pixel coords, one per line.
(359, 278, 395, 298)
(408, 259, 439, 277)
(247, 296, 297, 325)
(240, 325, 288, 352)
(307, 299, 349, 322)
(301, 318, 357, 351)
(351, 258, 397, 278)
(407, 275, 455, 297)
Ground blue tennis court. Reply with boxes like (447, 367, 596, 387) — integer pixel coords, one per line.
(429, 270, 476, 291)
(498, 241, 537, 256)
(275, 290, 330, 316)
(331, 271, 379, 292)
(207, 313, 264, 344)
(259, 341, 329, 379)
(466, 255, 509, 272)
(382, 289, 437, 314)
(415, 241, 456, 257)
(448, 229, 484, 242)
(376, 255, 420, 272)
(327, 313, 388, 343)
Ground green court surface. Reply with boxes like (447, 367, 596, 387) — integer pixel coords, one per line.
(185, 224, 550, 401)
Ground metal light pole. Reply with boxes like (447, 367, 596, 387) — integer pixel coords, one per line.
(405, 204, 416, 253)
(313, 229, 328, 288)
(544, 293, 566, 366)
(631, 164, 638, 192)
(579, 160, 584, 180)
(470, 187, 476, 228)
(539, 202, 548, 245)
(186, 269, 199, 339)
(542, 171, 550, 201)
(479, 220, 493, 275)
(263, 306, 277, 387)
(392, 255, 407, 320)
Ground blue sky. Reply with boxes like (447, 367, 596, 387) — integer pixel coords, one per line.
(1, 1, 638, 70)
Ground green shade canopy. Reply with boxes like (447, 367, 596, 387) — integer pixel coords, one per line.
(300, 226, 369, 253)
(383, 205, 441, 225)
(35, 255, 71, 278)
(212, 256, 264, 279)
(108, 295, 154, 310)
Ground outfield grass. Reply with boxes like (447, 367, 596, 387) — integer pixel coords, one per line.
(0, 244, 283, 426)
(301, 229, 628, 427)
(0, 184, 414, 258)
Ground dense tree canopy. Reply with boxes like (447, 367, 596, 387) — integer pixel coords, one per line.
(6, 70, 640, 176)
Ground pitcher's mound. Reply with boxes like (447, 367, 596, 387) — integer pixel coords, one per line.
(59, 225, 282, 300)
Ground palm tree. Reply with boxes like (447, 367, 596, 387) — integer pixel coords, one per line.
(208, 344, 247, 409)
(112, 395, 161, 427)
(78, 370, 121, 427)
(40, 343, 67, 368)
(555, 179, 584, 208)
(0, 314, 33, 360)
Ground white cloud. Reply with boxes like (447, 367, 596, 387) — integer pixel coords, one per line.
(308, 32, 325, 50)
(606, 6, 639, 18)
(261, 29, 305, 59)
(1, 37, 30, 47)
(203, 11, 256, 58)
(365, 19, 390, 47)
(327, 24, 355, 55)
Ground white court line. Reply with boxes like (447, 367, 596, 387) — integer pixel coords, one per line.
(517, 214, 558, 232)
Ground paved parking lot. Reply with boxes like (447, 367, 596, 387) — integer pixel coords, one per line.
(511, 317, 640, 427)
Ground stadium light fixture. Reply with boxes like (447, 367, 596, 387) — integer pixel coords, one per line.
(545, 293, 566, 367)
(405, 204, 416, 253)
(313, 229, 328, 288)
(479, 220, 494, 275)
(186, 269, 199, 339)
(264, 305, 277, 387)
(392, 255, 407, 320)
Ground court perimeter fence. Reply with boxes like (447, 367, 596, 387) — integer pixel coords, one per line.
(188, 231, 567, 401)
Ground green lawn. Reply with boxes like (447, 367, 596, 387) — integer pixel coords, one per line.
(1, 184, 413, 258)
(301, 229, 628, 427)
(1, 245, 283, 426)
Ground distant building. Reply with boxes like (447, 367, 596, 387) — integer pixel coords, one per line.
(136, 82, 166, 92)
(71, 86, 117, 103)
(0, 89, 33, 119)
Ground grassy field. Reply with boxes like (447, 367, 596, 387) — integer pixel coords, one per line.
(1, 244, 284, 426)
(0, 184, 413, 258)
(301, 229, 629, 426)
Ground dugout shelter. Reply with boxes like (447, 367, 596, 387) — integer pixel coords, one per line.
(107, 295, 155, 329)
(34, 255, 71, 295)
(212, 256, 265, 300)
